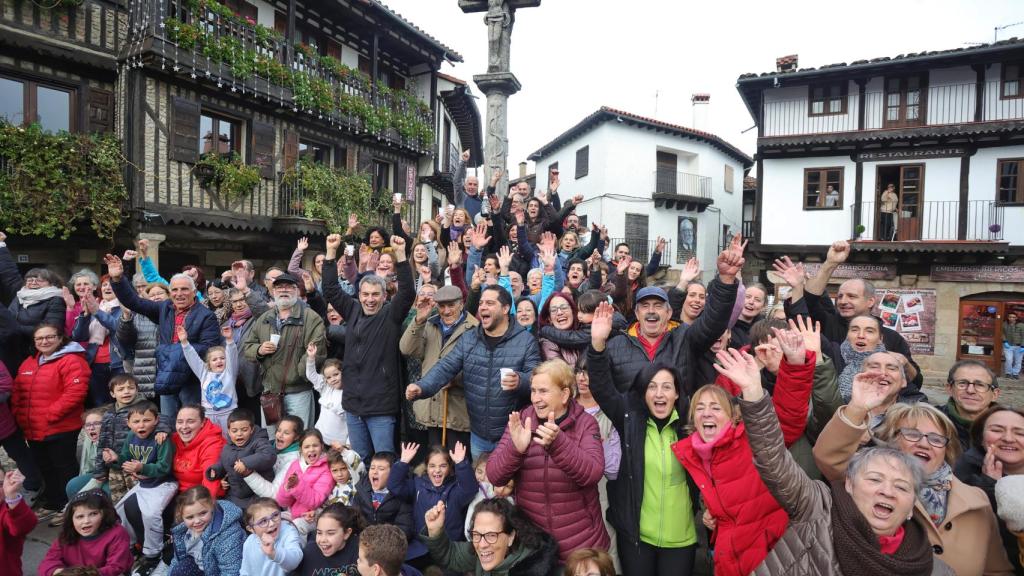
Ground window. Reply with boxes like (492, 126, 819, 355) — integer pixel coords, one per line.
(0, 74, 74, 132)
(200, 113, 240, 156)
(575, 146, 589, 179)
(656, 151, 677, 195)
(884, 75, 927, 128)
(1002, 63, 1023, 99)
(808, 82, 847, 116)
(298, 139, 330, 164)
(803, 167, 844, 210)
(724, 165, 735, 193)
(373, 159, 391, 194)
(997, 158, 1024, 204)
(222, 0, 257, 21)
(625, 213, 649, 263)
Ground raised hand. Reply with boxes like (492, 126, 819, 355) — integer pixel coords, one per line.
(471, 221, 491, 250)
(306, 342, 317, 359)
(390, 235, 407, 261)
(104, 253, 124, 281)
(850, 371, 891, 413)
(82, 292, 99, 315)
(137, 238, 150, 257)
(447, 241, 462, 267)
(488, 193, 501, 212)
(490, 168, 502, 186)
(400, 442, 419, 464)
(301, 270, 314, 293)
(497, 245, 513, 274)
(772, 256, 806, 290)
(616, 255, 632, 275)
(533, 412, 561, 448)
(571, 193, 583, 205)
(514, 210, 526, 226)
(655, 236, 667, 254)
(176, 325, 189, 345)
(470, 268, 485, 290)
(728, 233, 748, 258)
(424, 501, 446, 537)
(461, 149, 470, 162)
(347, 213, 359, 232)
(716, 246, 744, 283)
(713, 348, 764, 401)
(539, 231, 557, 254)
(790, 315, 821, 356)
(591, 301, 615, 351)
(770, 326, 807, 366)
(414, 290, 434, 323)
(296, 236, 309, 252)
(539, 245, 556, 272)
(62, 287, 76, 308)
(678, 257, 701, 287)
(983, 444, 1004, 481)
(2, 469, 25, 500)
(325, 234, 342, 259)
(826, 240, 851, 264)
(418, 265, 432, 284)
(509, 411, 532, 454)
(450, 441, 467, 464)
(122, 249, 138, 262)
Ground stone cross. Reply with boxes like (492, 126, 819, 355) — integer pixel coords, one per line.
(459, 0, 540, 196)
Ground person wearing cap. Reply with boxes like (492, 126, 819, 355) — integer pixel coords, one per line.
(399, 284, 479, 453)
(243, 272, 326, 429)
(601, 241, 745, 405)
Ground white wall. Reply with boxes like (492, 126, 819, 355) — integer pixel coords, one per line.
(971, 145, 1024, 245)
(762, 81, 859, 137)
(982, 64, 1024, 122)
(531, 121, 746, 268)
(252, 0, 275, 29)
(760, 156, 856, 245)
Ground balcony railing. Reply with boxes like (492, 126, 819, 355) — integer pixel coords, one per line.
(852, 200, 1004, 242)
(653, 170, 712, 199)
(742, 220, 758, 243)
(762, 81, 1024, 138)
(127, 0, 434, 152)
(608, 238, 673, 269)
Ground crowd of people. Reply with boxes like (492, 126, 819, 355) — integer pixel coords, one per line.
(0, 154, 1022, 576)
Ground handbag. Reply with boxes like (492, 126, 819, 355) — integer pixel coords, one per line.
(260, 392, 284, 425)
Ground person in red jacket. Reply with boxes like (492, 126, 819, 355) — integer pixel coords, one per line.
(487, 358, 609, 563)
(0, 467, 38, 576)
(171, 404, 226, 497)
(11, 322, 90, 518)
(671, 322, 816, 576)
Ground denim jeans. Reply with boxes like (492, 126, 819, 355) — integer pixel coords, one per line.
(470, 432, 497, 461)
(346, 413, 396, 462)
(1005, 343, 1024, 376)
(160, 384, 201, 418)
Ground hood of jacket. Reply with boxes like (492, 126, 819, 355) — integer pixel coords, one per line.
(38, 341, 86, 365)
(173, 417, 224, 453)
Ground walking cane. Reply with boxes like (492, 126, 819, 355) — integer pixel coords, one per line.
(441, 388, 449, 447)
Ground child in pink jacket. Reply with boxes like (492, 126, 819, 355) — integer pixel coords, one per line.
(0, 467, 38, 576)
(276, 429, 333, 536)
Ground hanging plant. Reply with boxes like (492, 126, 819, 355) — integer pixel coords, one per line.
(194, 152, 260, 204)
(0, 122, 127, 239)
(280, 162, 374, 232)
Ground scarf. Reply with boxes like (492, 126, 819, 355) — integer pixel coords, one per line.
(942, 397, 973, 431)
(229, 307, 253, 329)
(278, 441, 299, 455)
(920, 462, 953, 525)
(839, 340, 886, 402)
(830, 480, 935, 576)
(88, 297, 120, 345)
(15, 285, 63, 308)
(689, 422, 733, 480)
(450, 225, 465, 242)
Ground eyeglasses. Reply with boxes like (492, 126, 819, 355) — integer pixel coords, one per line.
(469, 531, 504, 544)
(250, 511, 281, 529)
(548, 305, 571, 313)
(951, 379, 995, 393)
(897, 428, 949, 448)
(33, 334, 59, 342)
(24, 277, 47, 285)
(84, 422, 102, 429)
(230, 298, 247, 305)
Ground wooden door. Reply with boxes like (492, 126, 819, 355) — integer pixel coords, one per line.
(957, 301, 1004, 372)
(884, 75, 927, 128)
(656, 151, 677, 195)
(896, 164, 924, 240)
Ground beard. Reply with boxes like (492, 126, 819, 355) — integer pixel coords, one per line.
(275, 293, 297, 309)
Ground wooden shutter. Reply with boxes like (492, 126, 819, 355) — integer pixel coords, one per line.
(251, 120, 276, 179)
(395, 160, 407, 198)
(282, 129, 299, 171)
(334, 146, 348, 170)
(274, 10, 286, 35)
(356, 148, 373, 174)
(575, 145, 589, 179)
(85, 87, 114, 133)
(170, 96, 200, 163)
(389, 74, 406, 92)
(326, 39, 342, 60)
(358, 55, 372, 76)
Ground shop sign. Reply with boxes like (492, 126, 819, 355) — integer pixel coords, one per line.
(930, 265, 1024, 283)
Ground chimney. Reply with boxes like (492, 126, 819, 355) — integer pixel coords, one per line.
(519, 161, 527, 179)
(776, 54, 798, 73)
(691, 93, 710, 132)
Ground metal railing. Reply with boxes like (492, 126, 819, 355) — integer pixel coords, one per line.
(762, 81, 1024, 138)
(608, 238, 673, 268)
(852, 200, 1004, 241)
(653, 170, 712, 199)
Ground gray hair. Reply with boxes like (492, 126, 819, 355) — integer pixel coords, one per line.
(169, 273, 196, 291)
(843, 278, 876, 299)
(359, 274, 388, 294)
(70, 268, 99, 287)
(132, 273, 147, 287)
(846, 446, 924, 498)
(226, 288, 246, 301)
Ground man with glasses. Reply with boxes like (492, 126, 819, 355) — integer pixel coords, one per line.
(938, 360, 1000, 450)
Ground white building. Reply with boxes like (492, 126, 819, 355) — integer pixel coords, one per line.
(526, 106, 752, 273)
(736, 40, 1024, 376)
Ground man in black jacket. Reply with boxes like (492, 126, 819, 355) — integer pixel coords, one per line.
(322, 233, 414, 462)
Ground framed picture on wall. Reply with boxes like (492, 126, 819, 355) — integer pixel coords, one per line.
(677, 216, 697, 264)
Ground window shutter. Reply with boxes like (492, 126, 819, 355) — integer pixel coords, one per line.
(251, 121, 276, 179)
(170, 96, 200, 163)
(358, 55, 372, 76)
(575, 146, 589, 179)
(274, 10, 286, 35)
(356, 148, 373, 174)
(86, 87, 114, 133)
(724, 165, 735, 192)
(282, 129, 299, 171)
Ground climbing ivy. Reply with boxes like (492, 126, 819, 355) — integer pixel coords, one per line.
(280, 162, 377, 233)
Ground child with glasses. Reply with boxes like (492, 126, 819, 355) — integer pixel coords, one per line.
(241, 497, 303, 575)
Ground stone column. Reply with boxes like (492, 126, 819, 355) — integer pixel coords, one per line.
(475, 72, 521, 197)
(137, 232, 166, 273)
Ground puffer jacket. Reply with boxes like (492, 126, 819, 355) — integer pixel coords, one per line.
(242, 301, 326, 394)
(169, 499, 246, 576)
(353, 474, 415, 542)
(739, 393, 954, 576)
(208, 427, 276, 510)
(399, 312, 479, 432)
(417, 322, 541, 443)
(322, 258, 414, 417)
(672, 353, 815, 576)
(12, 342, 89, 441)
(388, 459, 478, 559)
(421, 527, 560, 576)
(116, 311, 159, 398)
(956, 447, 1024, 575)
(172, 418, 226, 497)
(276, 455, 334, 517)
(585, 345, 697, 552)
(111, 275, 222, 395)
(487, 401, 609, 562)
(815, 411, 1015, 576)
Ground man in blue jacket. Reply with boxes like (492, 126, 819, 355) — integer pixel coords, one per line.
(406, 285, 541, 459)
(104, 253, 222, 416)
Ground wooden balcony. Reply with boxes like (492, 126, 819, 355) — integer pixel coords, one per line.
(652, 170, 713, 211)
(0, 0, 125, 68)
(851, 200, 1006, 248)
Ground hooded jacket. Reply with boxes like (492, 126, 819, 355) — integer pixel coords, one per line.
(276, 455, 334, 517)
(388, 459, 479, 559)
(353, 474, 415, 542)
(487, 401, 609, 562)
(422, 527, 560, 576)
(169, 499, 246, 576)
(12, 342, 89, 441)
(209, 427, 277, 510)
(172, 418, 226, 496)
(416, 322, 541, 443)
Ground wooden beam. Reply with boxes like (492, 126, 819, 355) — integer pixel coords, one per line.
(958, 154, 970, 240)
(854, 160, 863, 233)
(973, 64, 985, 123)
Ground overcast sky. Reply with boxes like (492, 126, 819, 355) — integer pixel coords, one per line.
(385, 0, 1023, 176)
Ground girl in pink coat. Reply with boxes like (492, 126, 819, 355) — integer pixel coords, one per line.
(276, 429, 333, 535)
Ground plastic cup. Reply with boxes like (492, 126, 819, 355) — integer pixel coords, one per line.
(269, 334, 280, 346)
(499, 368, 514, 380)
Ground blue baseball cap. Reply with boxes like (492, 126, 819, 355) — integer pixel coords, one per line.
(635, 286, 669, 303)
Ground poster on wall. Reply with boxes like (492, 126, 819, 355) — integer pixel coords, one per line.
(870, 288, 937, 355)
(676, 216, 697, 264)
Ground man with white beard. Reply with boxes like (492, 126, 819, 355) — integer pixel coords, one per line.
(243, 273, 326, 429)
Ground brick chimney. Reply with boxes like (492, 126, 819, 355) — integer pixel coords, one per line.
(776, 54, 798, 73)
(519, 161, 527, 179)
(691, 93, 710, 132)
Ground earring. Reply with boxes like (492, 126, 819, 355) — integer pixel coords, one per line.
(907, 513, 913, 520)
